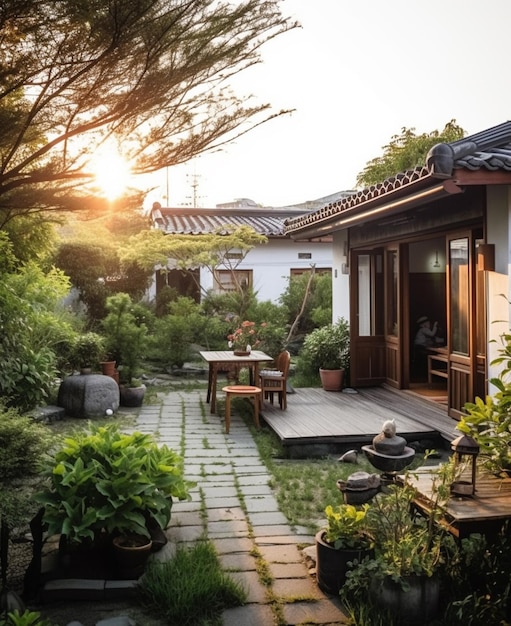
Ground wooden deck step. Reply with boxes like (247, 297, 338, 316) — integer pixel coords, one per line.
(260, 385, 459, 457)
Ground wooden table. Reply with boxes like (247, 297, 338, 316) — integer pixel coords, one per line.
(407, 468, 511, 540)
(199, 350, 272, 413)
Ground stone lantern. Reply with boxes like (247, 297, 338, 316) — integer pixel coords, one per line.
(450, 434, 480, 496)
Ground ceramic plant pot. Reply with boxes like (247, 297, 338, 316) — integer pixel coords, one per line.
(112, 534, 153, 579)
(319, 368, 344, 391)
(315, 530, 374, 595)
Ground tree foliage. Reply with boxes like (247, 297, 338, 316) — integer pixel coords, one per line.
(0, 0, 297, 229)
(356, 120, 466, 187)
(53, 210, 153, 322)
(120, 224, 267, 297)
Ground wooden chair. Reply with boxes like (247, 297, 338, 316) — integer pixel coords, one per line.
(259, 350, 291, 410)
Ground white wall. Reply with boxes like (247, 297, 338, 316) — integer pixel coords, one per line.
(199, 238, 332, 303)
(485, 185, 511, 387)
(332, 230, 350, 323)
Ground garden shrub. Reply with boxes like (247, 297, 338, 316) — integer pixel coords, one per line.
(279, 271, 332, 337)
(0, 262, 72, 410)
(0, 402, 53, 528)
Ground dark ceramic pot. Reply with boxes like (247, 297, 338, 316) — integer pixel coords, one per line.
(119, 384, 146, 407)
(370, 574, 440, 625)
(315, 530, 374, 595)
(112, 534, 153, 579)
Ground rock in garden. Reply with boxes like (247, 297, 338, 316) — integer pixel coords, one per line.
(58, 374, 120, 418)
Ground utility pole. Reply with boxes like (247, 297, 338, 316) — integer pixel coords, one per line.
(186, 171, 203, 208)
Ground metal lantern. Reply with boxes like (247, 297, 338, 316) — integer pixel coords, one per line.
(450, 434, 480, 496)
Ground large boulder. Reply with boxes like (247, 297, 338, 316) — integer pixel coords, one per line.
(58, 374, 119, 418)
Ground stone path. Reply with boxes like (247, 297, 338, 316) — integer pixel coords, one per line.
(36, 387, 350, 625)
(141, 389, 350, 626)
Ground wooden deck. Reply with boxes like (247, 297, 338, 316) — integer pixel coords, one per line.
(260, 385, 459, 458)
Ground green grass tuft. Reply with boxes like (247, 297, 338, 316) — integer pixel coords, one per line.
(137, 540, 247, 626)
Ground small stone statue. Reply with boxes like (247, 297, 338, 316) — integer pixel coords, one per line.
(372, 419, 407, 456)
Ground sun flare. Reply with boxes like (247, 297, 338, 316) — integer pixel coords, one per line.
(90, 146, 132, 200)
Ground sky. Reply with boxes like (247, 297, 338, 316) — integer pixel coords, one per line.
(142, 0, 511, 210)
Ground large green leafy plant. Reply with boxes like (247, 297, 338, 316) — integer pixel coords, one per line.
(456, 330, 511, 474)
(35, 423, 194, 544)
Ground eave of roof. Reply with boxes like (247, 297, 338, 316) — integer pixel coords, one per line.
(285, 120, 511, 239)
(151, 205, 318, 237)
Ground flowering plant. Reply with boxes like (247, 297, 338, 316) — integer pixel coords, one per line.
(227, 320, 265, 352)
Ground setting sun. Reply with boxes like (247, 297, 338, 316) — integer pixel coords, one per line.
(89, 146, 132, 200)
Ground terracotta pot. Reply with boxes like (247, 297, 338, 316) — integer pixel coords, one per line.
(100, 361, 117, 376)
(319, 368, 344, 391)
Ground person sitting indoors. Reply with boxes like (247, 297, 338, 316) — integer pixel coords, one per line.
(414, 316, 440, 349)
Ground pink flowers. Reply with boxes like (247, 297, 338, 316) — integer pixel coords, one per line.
(227, 320, 263, 350)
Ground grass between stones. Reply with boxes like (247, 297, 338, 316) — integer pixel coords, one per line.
(137, 540, 247, 626)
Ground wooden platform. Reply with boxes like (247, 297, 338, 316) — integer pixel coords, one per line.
(260, 385, 459, 458)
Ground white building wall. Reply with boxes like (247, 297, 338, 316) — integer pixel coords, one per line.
(485, 185, 511, 386)
(332, 230, 350, 323)
(200, 238, 332, 303)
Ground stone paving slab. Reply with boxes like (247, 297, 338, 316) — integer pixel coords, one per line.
(222, 604, 275, 626)
(169, 511, 202, 526)
(227, 571, 268, 603)
(243, 495, 280, 512)
(165, 525, 204, 543)
(207, 506, 246, 522)
(272, 576, 324, 600)
(204, 496, 240, 509)
(255, 531, 315, 543)
(201, 485, 238, 498)
(236, 474, 272, 486)
(268, 562, 310, 579)
(257, 543, 304, 563)
(248, 511, 289, 526)
(282, 598, 351, 625)
(219, 553, 258, 572)
(237, 484, 275, 496)
(207, 519, 250, 537)
(212, 537, 254, 555)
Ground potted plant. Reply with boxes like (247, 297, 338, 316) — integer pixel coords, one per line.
(342, 475, 449, 624)
(102, 293, 149, 406)
(298, 317, 350, 391)
(315, 502, 374, 595)
(69, 332, 106, 374)
(34, 423, 194, 576)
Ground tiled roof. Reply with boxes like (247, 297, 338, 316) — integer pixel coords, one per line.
(151, 205, 313, 237)
(285, 120, 511, 236)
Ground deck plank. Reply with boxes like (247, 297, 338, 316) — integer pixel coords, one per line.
(260, 385, 459, 453)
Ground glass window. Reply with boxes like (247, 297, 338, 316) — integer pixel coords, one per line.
(214, 269, 252, 293)
(387, 250, 398, 337)
(450, 237, 469, 354)
(358, 254, 371, 336)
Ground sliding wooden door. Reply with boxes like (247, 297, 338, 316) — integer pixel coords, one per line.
(447, 231, 481, 418)
(350, 249, 386, 386)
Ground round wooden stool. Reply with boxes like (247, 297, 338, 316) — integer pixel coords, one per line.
(222, 385, 262, 434)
